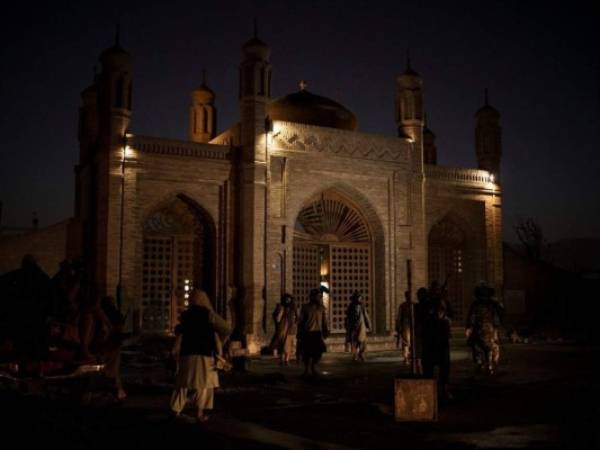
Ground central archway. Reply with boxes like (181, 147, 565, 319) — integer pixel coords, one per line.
(141, 194, 215, 332)
(293, 190, 373, 333)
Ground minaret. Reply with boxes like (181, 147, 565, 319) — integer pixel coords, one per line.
(238, 21, 272, 347)
(475, 89, 502, 178)
(92, 26, 133, 297)
(423, 114, 437, 165)
(239, 19, 272, 161)
(189, 70, 217, 143)
(395, 53, 424, 146)
(396, 53, 428, 292)
(97, 25, 133, 147)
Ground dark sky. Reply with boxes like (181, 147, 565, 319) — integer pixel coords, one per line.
(1, 0, 598, 242)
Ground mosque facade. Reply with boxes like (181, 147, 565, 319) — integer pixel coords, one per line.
(10, 30, 505, 351)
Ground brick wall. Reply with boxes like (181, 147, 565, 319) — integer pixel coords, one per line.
(0, 220, 71, 276)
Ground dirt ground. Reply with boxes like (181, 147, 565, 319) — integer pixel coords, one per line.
(1, 342, 598, 449)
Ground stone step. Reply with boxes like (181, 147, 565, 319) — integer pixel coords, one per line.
(325, 334, 397, 353)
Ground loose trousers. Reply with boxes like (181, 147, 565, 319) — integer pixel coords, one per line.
(170, 387, 214, 414)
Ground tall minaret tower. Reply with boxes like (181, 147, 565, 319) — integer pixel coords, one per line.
(189, 70, 217, 143)
(97, 26, 132, 150)
(85, 26, 133, 298)
(395, 54, 424, 148)
(238, 21, 272, 347)
(395, 54, 428, 291)
(475, 89, 502, 178)
(239, 20, 272, 161)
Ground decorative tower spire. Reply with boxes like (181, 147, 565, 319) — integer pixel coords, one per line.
(115, 22, 120, 46)
(190, 69, 217, 143)
(253, 17, 258, 39)
(475, 89, 502, 178)
(395, 53, 424, 143)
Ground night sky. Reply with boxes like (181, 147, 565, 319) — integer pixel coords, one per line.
(1, 1, 598, 242)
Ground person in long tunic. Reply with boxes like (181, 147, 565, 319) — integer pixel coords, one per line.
(170, 289, 224, 422)
(465, 283, 501, 374)
(345, 291, 372, 361)
(270, 293, 298, 365)
(297, 289, 329, 377)
(395, 291, 413, 364)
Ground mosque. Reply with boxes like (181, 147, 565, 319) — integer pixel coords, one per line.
(2, 28, 504, 352)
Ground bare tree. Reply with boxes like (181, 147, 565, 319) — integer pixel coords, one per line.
(514, 218, 545, 262)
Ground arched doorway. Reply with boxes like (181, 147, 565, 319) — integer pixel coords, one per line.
(428, 217, 467, 321)
(141, 195, 215, 332)
(293, 191, 372, 333)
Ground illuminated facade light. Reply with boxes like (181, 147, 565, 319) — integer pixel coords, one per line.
(124, 145, 135, 158)
(320, 281, 330, 310)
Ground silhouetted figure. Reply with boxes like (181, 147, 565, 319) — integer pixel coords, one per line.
(1, 255, 52, 374)
(395, 291, 413, 364)
(429, 279, 454, 321)
(99, 295, 127, 400)
(170, 289, 224, 423)
(466, 283, 501, 374)
(345, 291, 371, 361)
(413, 287, 430, 374)
(50, 259, 81, 322)
(490, 293, 504, 367)
(422, 291, 452, 400)
(297, 288, 329, 377)
(270, 293, 299, 365)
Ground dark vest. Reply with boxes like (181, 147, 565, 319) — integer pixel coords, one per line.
(177, 305, 216, 357)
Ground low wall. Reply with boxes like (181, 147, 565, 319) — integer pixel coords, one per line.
(0, 220, 72, 276)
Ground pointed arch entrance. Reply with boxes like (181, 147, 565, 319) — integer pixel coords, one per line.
(293, 190, 373, 333)
(428, 216, 467, 321)
(141, 194, 215, 332)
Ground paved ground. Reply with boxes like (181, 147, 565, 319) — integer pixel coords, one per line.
(1, 342, 598, 449)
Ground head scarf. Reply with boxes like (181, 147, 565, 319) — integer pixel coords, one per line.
(190, 288, 213, 311)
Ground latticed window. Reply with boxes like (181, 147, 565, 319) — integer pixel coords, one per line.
(142, 237, 172, 332)
(428, 217, 466, 321)
(142, 197, 211, 332)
